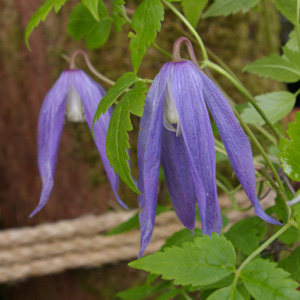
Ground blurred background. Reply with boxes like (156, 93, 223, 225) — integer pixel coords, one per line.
(0, 0, 295, 299)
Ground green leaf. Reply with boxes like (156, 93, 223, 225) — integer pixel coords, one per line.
(243, 47, 300, 83)
(279, 112, 300, 181)
(274, 0, 297, 25)
(129, 234, 236, 287)
(129, 0, 164, 73)
(278, 226, 300, 244)
(67, 2, 112, 49)
(112, 0, 126, 32)
(106, 212, 139, 235)
(279, 246, 300, 281)
(116, 280, 169, 300)
(181, 0, 208, 28)
(81, 0, 99, 21)
(225, 217, 266, 256)
(203, 0, 260, 18)
(241, 259, 300, 300)
(93, 72, 138, 127)
(286, 29, 299, 52)
(106, 81, 148, 194)
(241, 91, 296, 125)
(162, 228, 202, 250)
(155, 290, 182, 300)
(207, 286, 244, 300)
(25, 0, 68, 49)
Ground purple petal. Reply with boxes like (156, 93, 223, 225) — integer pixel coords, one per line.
(161, 128, 196, 230)
(30, 71, 71, 217)
(198, 69, 281, 225)
(71, 70, 127, 209)
(137, 63, 172, 257)
(171, 61, 223, 235)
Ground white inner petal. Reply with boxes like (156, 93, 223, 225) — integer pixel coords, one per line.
(163, 73, 182, 136)
(65, 84, 85, 122)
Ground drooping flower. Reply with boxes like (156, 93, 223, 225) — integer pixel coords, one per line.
(137, 38, 280, 257)
(31, 69, 127, 217)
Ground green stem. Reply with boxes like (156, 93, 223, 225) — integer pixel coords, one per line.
(205, 61, 281, 141)
(262, 0, 275, 53)
(232, 222, 292, 289)
(297, 0, 300, 52)
(252, 124, 277, 145)
(152, 42, 172, 58)
(231, 105, 288, 204)
(161, 0, 209, 61)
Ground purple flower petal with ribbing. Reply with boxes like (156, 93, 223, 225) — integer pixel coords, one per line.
(138, 63, 172, 257)
(171, 61, 222, 235)
(30, 71, 71, 217)
(161, 128, 196, 230)
(71, 70, 127, 209)
(198, 70, 281, 225)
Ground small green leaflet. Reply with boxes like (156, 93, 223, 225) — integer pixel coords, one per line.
(181, 0, 208, 28)
(129, 0, 164, 73)
(81, 0, 99, 21)
(25, 0, 68, 49)
(113, 0, 126, 32)
(106, 81, 148, 194)
(67, 2, 112, 49)
(278, 226, 300, 244)
(279, 112, 300, 181)
(203, 0, 260, 18)
(286, 29, 299, 52)
(129, 234, 236, 287)
(93, 72, 138, 128)
(241, 91, 296, 125)
(274, 0, 297, 25)
(279, 246, 300, 282)
(225, 217, 266, 256)
(243, 47, 300, 83)
(207, 286, 244, 300)
(241, 259, 300, 300)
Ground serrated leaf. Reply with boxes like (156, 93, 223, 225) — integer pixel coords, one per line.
(81, 0, 99, 21)
(225, 217, 266, 256)
(279, 112, 300, 181)
(241, 259, 300, 300)
(243, 47, 300, 83)
(93, 72, 138, 127)
(274, 0, 297, 25)
(25, 0, 68, 49)
(161, 228, 202, 250)
(129, 234, 236, 287)
(113, 0, 126, 32)
(207, 286, 244, 300)
(286, 29, 299, 52)
(241, 91, 296, 125)
(279, 246, 300, 281)
(181, 0, 208, 28)
(106, 81, 148, 194)
(203, 0, 260, 18)
(129, 0, 164, 73)
(67, 2, 112, 49)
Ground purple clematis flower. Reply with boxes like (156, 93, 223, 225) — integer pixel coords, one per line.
(137, 38, 280, 257)
(30, 69, 127, 217)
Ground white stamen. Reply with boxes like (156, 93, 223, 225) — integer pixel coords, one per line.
(65, 85, 85, 122)
(163, 73, 182, 136)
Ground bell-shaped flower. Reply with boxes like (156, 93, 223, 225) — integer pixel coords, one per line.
(31, 69, 127, 217)
(137, 40, 280, 257)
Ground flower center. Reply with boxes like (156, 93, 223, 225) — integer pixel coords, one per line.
(65, 85, 85, 122)
(163, 75, 182, 136)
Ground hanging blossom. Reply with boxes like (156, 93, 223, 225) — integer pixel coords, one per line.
(30, 51, 127, 217)
(137, 37, 280, 257)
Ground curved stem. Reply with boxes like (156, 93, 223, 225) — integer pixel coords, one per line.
(69, 50, 115, 86)
(161, 0, 209, 61)
(297, 0, 300, 52)
(152, 42, 172, 58)
(232, 222, 292, 289)
(205, 61, 281, 140)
